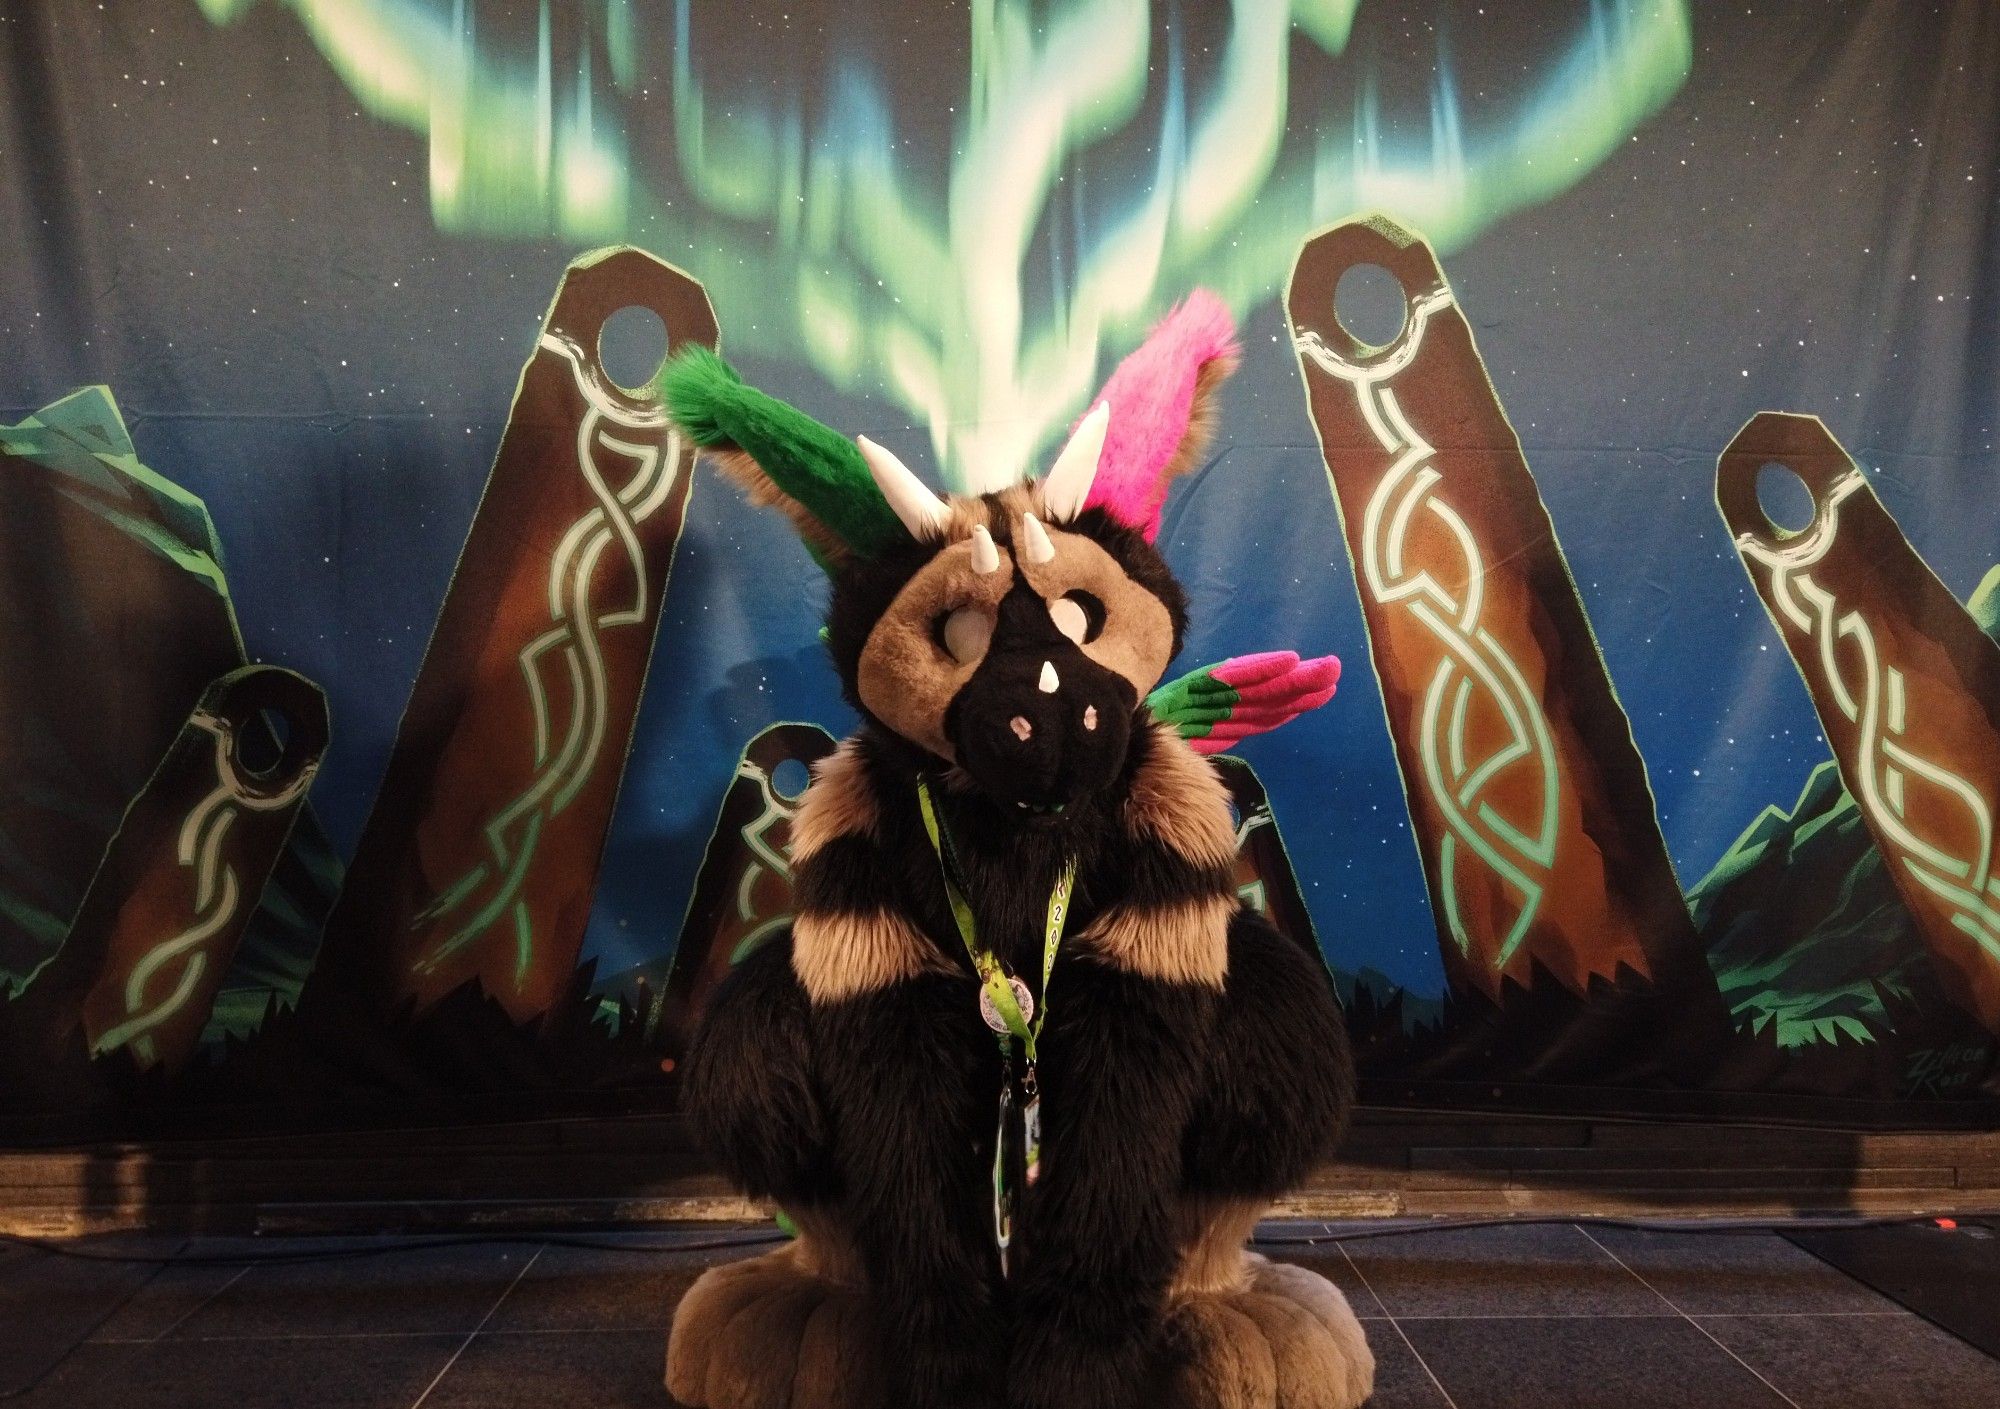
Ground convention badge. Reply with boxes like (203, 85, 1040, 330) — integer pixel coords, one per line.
(979, 975, 1035, 1036)
(1022, 1091, 1043, 1187)
(992, 1069, 1020, 1275)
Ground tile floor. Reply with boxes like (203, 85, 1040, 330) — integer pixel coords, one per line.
(2, 1222, 1997, 1407)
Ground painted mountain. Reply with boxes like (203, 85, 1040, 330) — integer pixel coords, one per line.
(1691, 566, 2000, 1048)
(0, 387, 343, 1043)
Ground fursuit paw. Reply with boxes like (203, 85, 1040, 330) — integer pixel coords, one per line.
(1158, 1253, 1374, 1409)
(665, 1244, 883, 1409)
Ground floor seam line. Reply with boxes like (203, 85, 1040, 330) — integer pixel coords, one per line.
(1377, 1310, 1912, 1321)
(1575, 1225, 1804, 1409)
(1338, 1243, 1461, 1409)
(152, 1264, 249, 1343)
(95, 1325, 661, 1344)
(8, 1235, 187, 1395)
(408, 1243, 545, 1409)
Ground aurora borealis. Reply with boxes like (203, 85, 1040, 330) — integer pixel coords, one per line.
(192, 0, 1694, 487)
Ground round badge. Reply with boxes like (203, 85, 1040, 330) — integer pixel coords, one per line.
(979, 977, 1035, 1035)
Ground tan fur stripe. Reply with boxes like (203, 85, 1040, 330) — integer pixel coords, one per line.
(792, 907, 949, 1002)
(1125, 722, 1238, 872)
(1168, 1197, 1265, 1301)
(1079, 892, 1232, 987)
(789, 740, 879, 863)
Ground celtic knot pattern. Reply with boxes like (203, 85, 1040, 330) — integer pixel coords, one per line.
(1739, 475, 2000, 962)
(1297, 291, 1560, 969)
(727, 753, 807, 962)
(411, 333, 685, 985)
(95, 711, 319, 1065)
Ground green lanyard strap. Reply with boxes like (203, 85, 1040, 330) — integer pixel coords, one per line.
(914, 779, 1074, 1272)
(914, 779, 1074, 1065)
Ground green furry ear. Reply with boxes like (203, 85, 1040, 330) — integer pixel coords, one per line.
(658, 346, 909, 568)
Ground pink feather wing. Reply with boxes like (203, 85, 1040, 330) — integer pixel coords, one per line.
(1186, 653, 1342, 755)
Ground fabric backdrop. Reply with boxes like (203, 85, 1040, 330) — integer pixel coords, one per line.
(1, 0, 1996, 1136)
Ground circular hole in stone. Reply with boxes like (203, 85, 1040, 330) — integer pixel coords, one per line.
(1755, 461, 1818, 535)
(232, 708, 292, 779)
(772, 757, 812, 802)
(1334, 262, 1408, 348)
(598, 305, 671, 394)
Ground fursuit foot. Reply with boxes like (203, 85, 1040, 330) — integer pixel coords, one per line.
(1159, 1253, 1376, 1409)
(665, 1239, 883, 1409)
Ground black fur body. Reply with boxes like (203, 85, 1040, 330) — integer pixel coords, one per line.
(683, 718, 1355, 1409)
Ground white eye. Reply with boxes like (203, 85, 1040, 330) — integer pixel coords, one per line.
(941, 605, 994, 664)
(1047, 595, 1088, 644)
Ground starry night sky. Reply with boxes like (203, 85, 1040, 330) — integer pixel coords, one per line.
(2, 0, 1994, 999)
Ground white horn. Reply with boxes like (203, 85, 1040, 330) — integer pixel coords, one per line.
(969, 524, 1001, 574)
(1040, 400, 1109, 522)
(857, 435, 950, 540)
(1019, 513, 1056, 566)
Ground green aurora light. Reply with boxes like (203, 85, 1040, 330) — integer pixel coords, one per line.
(194, 0, 1693, 489)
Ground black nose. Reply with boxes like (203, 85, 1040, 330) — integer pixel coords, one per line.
(946, 588, 1134, 809)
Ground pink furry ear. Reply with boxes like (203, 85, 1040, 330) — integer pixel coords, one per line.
(1079, 289, 1240, 541)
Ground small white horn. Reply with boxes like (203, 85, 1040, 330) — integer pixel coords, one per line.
(857, 435, 950, 540)
(1019, 513, 1056, 565)
(1040, 400, 1109, 522)
(969, 524, 1000, 574)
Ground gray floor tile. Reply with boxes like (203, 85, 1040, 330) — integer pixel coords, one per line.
(83, 1239, 323, 1343)
(5, 1333, 461, 1409)
(1403, 1315, 1790, 1409)
(1586, 1228, 1900, 1317)
(1264, 1242, 1390, 1317)
(424, 1329, 672, 1409)
(87, 1259, 249, 1342)
(167, 1239, 536, 1339)
(484, 1243, 736, 1332)
(1701, 1312, 2000, 1409)
(0, 1242, 162, 1394)
(1344, 1224, 1667, 1318)
(1358, 1326, 1453, 1408)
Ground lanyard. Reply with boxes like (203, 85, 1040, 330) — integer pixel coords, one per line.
(914, 779, 1074, 1270)
(914, 780, 1074, 1064)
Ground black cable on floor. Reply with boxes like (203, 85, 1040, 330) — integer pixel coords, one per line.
(1248, 1212, 1992, 1245)
(0, 1228, 789, 1265)
(5, 1212, 1986, 1267)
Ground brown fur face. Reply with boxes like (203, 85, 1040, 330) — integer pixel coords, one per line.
(844, 490, 1184, 808)
(856, 533, 1021, 760)
(1013, 518, 1175, 699)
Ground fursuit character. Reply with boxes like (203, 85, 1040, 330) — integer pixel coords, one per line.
(662, 292, 1371, 1409)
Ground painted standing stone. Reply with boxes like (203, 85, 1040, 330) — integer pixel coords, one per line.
(1285, 214, 1714, 1009)
(0, 387, 341, 1027)
(316, 248, 720, 1023)
(1721, 413, 2000, 1036)
(1210, 754, 1322, 964)
(41, 666, 328, 1073)
(657, 722, 837, 1067)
